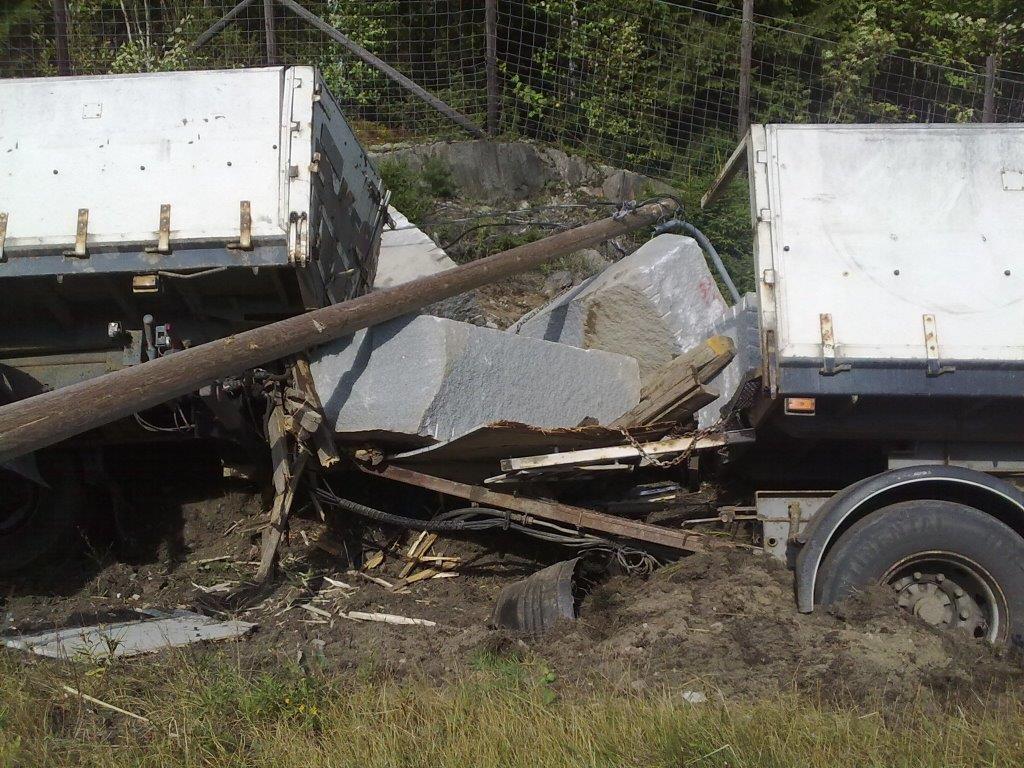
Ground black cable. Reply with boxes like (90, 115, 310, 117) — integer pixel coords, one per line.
(314, 491, 662, 575)
(312, 490, 501, 533)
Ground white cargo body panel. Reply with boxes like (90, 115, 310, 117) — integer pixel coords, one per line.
(0, 67, 313, 255)
(749, 123, 1024, 396)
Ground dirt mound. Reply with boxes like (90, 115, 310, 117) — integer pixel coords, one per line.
(531, 550, 1023, 704)
(4, 466, 1021, 709)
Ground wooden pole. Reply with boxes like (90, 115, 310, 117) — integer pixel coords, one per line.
(192, 0, 257, 50)
(486, 0, 499, 135)
(263, 0, 278, 65)
(52, 0, 71, 76)
(0, 200, 676, 462)
(274, 0, 486, 138)
(737, 0, 754, 137)
(983, 53, 997, 122)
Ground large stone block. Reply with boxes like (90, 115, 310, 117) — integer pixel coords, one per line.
(310, 314, 641, 443)
(374, 206, 457, 289)
(512, 235, 729, 383)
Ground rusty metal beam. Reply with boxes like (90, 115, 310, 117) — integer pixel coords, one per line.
(362, 463, 735, 554)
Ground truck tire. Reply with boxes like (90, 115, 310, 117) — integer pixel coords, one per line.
(0, 453, 83, 575)
(816, 500, 1024, 648)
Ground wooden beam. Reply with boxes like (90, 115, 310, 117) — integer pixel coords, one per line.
(256, 404, 308, 581)
(0, 200, 677, 463)
(701, 135, 748, 209)
(501, 432, 749, 473)
(363, 464, 731, 554)
(610, 335, 735, 428)
(275, 0, 486, 138)
(291, 355, 340, 469)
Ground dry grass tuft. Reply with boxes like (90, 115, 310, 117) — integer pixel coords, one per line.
(0, 648, 1022, 767)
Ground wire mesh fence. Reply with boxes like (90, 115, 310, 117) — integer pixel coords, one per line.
(2, 1, 1022, 185)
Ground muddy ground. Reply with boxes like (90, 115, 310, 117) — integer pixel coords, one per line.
(3, 469, 1022, 710)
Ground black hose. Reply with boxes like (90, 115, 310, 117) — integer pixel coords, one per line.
(678, 221, 741, 304)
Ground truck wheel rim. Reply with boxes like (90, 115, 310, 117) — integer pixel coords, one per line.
(882, 551, 1005, 643)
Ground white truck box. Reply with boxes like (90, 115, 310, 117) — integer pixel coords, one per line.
(0, 66, 385, 304)
(749, 123, 1024, 397)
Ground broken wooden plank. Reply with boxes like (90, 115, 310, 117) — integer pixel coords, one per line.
(292, 355, 341, 469)
(361, 463, 735, 554)
(363, 550, 385, 570)
(701, 134, 749, 210)
(346, 570, 395, 589)
(344, 611, 436, 627)
(61, 685, 151, 724)
(502, 430, 753, 473)
(398, 532, 437, 579)
(254, 428, 307, 581)
(610, 336, 735, 428)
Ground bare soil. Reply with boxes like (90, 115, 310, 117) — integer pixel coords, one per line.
(3, 474, 1022, 709)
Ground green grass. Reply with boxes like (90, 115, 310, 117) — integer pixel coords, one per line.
(0, 649, 1022, 767)
(378, 157, 456, 224)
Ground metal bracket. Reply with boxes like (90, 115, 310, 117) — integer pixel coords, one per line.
(63, 208, 89, 258)
(145, 204, 172, 254)
(923, 314, 955, 376)
(288, 211, 309, 266)
(228, 201, 253, 251)
(0, 212, 7, 263)
(819, 313, 851, 376)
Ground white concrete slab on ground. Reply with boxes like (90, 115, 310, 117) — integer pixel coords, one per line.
(373, 205, 457, 289)
(310, 314, 642, 443)
(3, 609, 256, 659)
(511, 235, 729, 384)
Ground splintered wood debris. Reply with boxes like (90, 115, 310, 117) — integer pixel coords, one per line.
(3, 609, 256, 659)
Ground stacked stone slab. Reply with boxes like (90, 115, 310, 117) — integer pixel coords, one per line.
(310, 314, 641, 443)
(374, 206, 457, 289)
(512, 235, 729, 384)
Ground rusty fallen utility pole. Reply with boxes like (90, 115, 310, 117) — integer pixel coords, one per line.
(0, 200, 676, 463)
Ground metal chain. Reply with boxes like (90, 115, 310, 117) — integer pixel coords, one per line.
(617, 419, 724, 469)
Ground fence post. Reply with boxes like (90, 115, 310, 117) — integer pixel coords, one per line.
(263, 0, 278, 65)
(486, 0, 499, 135)
(52, 0, 71, 75)
(983, 53, 997, 122)
(737, 0, 753, 137)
